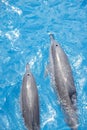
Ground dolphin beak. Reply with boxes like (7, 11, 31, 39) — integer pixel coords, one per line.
(49, 33, 56, 46)
(49, 34, 56, 52)
(26, 63, 30, 74)
(49, 34, 55, 41)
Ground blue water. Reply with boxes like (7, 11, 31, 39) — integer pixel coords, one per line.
(0, 0, 87, 130)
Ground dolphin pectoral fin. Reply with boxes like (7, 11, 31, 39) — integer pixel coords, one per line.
(71, 94, 77, 111)
(69, 90, 77, 110)
(44, 64, 50, 78)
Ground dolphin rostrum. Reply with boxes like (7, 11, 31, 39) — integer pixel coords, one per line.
(21, 63, 40, 130)
(46, 34, 78, 130)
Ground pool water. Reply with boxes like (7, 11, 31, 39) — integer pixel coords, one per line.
(0, 0, 87, 130)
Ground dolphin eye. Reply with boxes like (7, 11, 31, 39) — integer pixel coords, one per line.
(56, 44, 58, 47)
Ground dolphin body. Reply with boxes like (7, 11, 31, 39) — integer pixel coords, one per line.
(47, 34, 78, 130)
(21, 63, 40, 130)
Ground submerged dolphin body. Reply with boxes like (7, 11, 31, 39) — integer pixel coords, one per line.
(47, 34, 78, 129)
(21, 64, 40, 130)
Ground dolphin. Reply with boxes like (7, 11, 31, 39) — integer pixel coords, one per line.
(20, 63, 40, 130)
(46, 34, 78, 129)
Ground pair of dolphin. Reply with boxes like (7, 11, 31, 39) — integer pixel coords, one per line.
(20, 34, 78, 130)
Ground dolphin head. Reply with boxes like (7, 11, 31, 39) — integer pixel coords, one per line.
(23, 63, 33, 80)
(49, 34, 61, 59)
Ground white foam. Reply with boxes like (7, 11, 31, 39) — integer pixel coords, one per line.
(11, 6, 22, 15)
(37, 49, 42, 58)
(79, 77, 86, 88)
(42, 105, 56, 128)
(3, 57, 11, 63)
(2, 0, 22, 15)
(5, 29, 20, 41)
(73, 55, 83, 69)
(29, 57, 37, 68)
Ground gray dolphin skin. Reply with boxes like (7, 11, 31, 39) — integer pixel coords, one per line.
(21, 63, 40, 130)
(47, 34, 78, 130)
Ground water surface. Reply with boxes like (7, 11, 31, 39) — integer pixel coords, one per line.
(0, 0, 87, 129)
